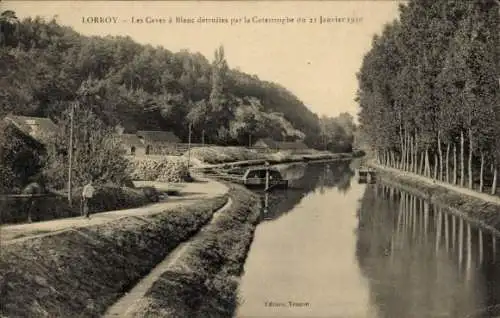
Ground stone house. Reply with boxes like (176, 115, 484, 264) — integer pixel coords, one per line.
(136, 130, 181, 155)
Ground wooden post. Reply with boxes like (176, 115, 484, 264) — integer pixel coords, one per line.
(265, 161, 270, 191)
(187, 123, 192, 170)
(264, 192, 269, 213)
(68, 103, 75, 206)
(202, 129, 205, 147)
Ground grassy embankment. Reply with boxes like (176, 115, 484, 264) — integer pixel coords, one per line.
(377, 168, 500, 233)
(0, 194, 228, 317)
(187, 146, 360, 167)
(126, 184, 262, 318)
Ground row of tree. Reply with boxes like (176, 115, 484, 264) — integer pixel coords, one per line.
(357, 0, 499, 194)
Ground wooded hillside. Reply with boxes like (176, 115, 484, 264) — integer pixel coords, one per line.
(0, 12, 324, 146)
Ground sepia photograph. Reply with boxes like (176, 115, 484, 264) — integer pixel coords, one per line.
(0, 0, 499, 317)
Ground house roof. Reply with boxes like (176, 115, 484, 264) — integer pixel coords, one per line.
(117, 133, 145, 148)
(137, 130, 181, 143)
(4, 115, 58, 143)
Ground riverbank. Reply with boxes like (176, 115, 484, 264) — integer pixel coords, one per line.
(120, 185, 261, 317)
(0, 182, 229, 317)
(193, 151, 355, 172)
(371, 163, 500, 234)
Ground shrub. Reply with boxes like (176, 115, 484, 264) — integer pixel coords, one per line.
(140, 186, 160, 203)
(0, 185, 151, 224)
(128, 157, 191, 183)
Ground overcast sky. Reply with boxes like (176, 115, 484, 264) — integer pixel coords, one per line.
(5, 1, 403, 119)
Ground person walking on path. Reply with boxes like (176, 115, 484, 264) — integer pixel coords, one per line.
(81, 179, 95, 218)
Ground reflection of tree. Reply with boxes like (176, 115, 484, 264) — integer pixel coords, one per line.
(316, 161, 354, 194)
(355, 183, 491, 318)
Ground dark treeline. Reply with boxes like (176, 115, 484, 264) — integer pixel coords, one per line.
(357, 0, 499, 194)
(0, 12, 326, 146)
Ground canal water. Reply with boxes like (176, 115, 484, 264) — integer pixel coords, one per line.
(235, 161, 500, 318)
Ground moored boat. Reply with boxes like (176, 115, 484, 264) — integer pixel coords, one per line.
(242, 167, 288, 190)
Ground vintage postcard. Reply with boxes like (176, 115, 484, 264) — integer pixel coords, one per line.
(0, 0, 499, 317)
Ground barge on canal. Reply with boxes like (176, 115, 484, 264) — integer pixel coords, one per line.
(209, 166, 289, 190)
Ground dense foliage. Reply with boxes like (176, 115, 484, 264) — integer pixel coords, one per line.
(0, 121, 44, 192)
(43, 107, 131, 189)
(357, 0, 499, 194)
(319, 112, 356, 153)
(0, 13, 324, 146)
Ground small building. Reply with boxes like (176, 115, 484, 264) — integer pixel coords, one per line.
(4, 115, 58, 144)
(136, 130, 181, 155)
(116, 133, 146, 156)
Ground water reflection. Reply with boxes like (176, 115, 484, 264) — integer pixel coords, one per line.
(236, 160, 370, 317)
(356, 183, 500, 318)
(259, 161, 354, 222)
(237, 162, 500, 318)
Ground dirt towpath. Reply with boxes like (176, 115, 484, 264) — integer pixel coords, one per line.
(0, 178, 228, 244)
(371, 162, 500, 206)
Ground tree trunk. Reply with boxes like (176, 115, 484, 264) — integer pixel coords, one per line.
(453, 145, 457, 185)
(408, 134, 412, 172)
(438, 131, 443, 181)
(460, 131, 465, 187)
(399, 125, 404, 170)
(404, 131, 409, 171)
(414, 132, 419, 173)
(468, 128, 473, 189)
(404, 132, 408, 171)
(445, 143, 450, 183)
(412, 135, 416, 173)
(433, 154, 438, 180)
(406, 135, 410, 171)
(425, 148, 430, 177)
(479, 152, 485, 192)
(492, 164, 497, 195)
(419, 151, 425, 175)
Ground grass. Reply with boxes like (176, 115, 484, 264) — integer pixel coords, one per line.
(188, 146, 353, 167)
(0, 195, 228, 317)
(128, 185, 262, 318)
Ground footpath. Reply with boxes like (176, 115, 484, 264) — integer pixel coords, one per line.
(370, 162, 500, 206)
(0, 178, 228, 243)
